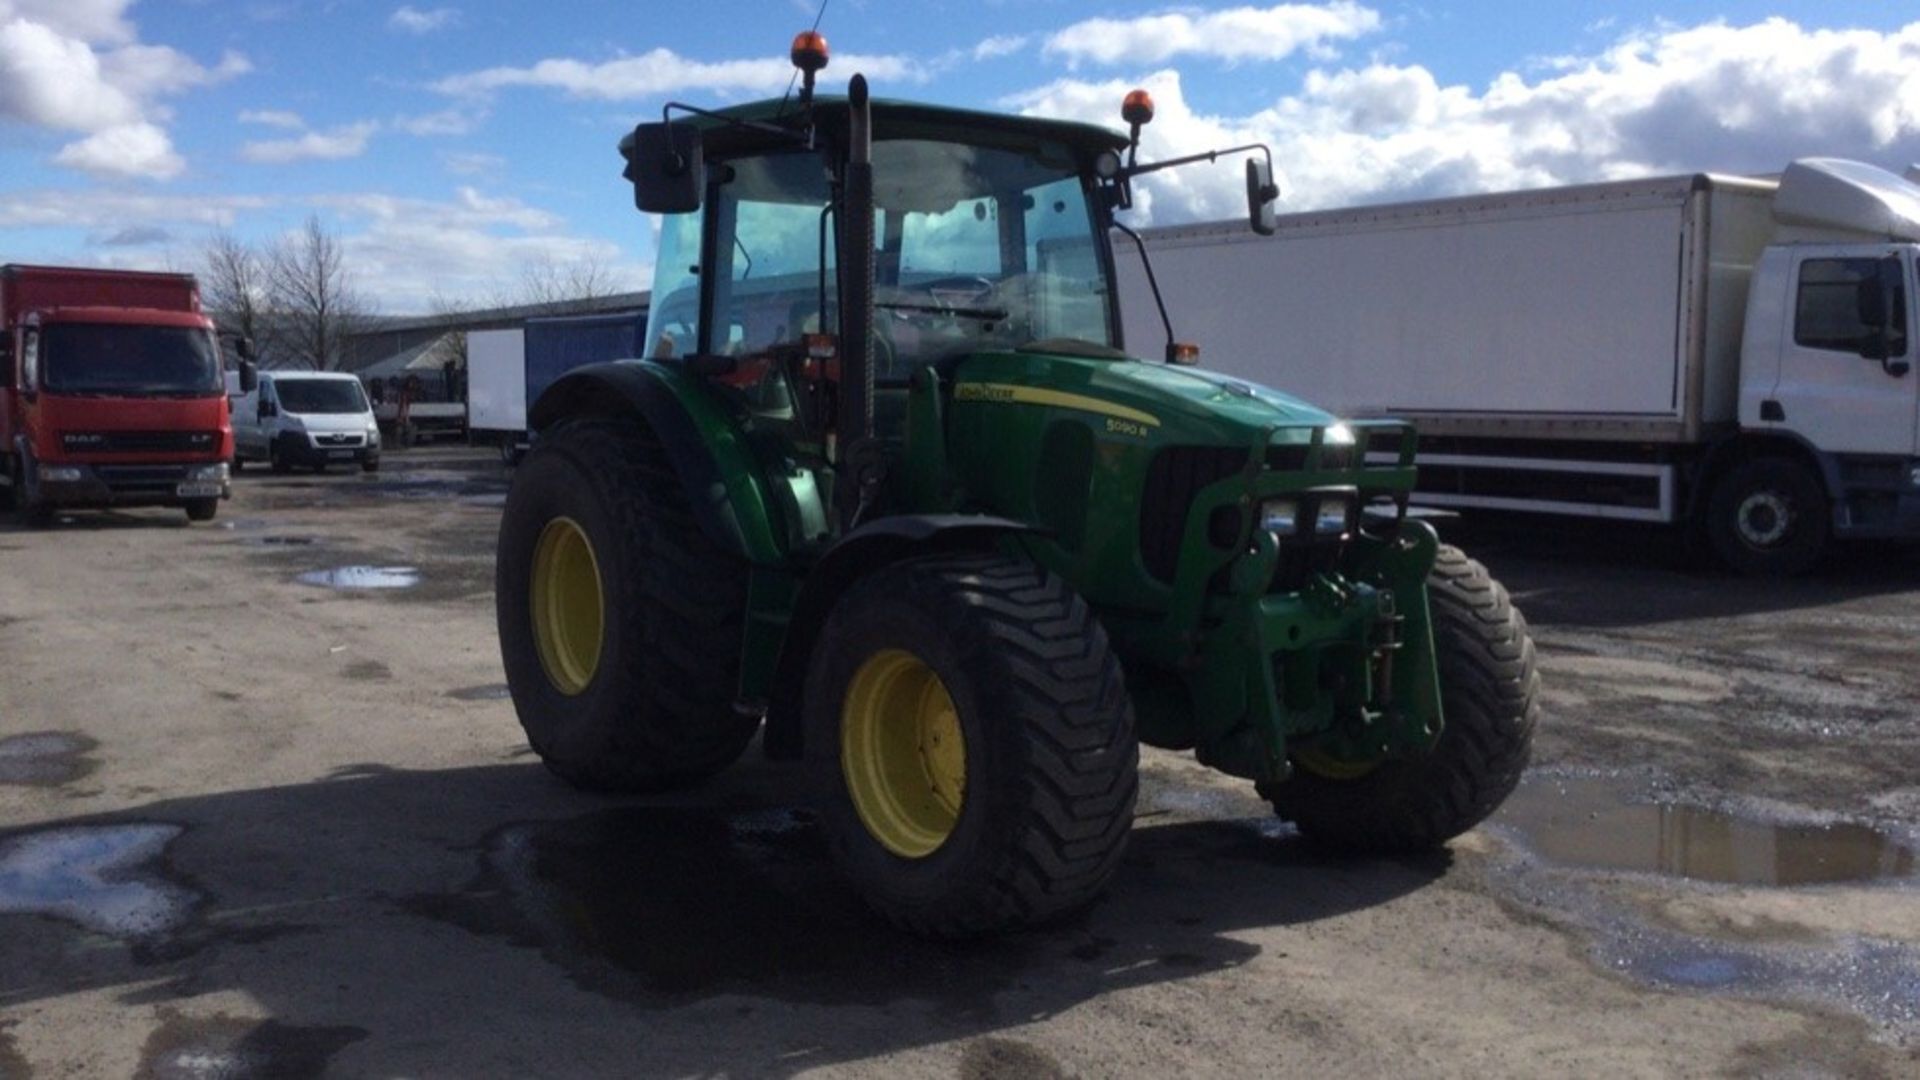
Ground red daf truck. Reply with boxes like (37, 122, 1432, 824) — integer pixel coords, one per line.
(1, 264, 256, 526)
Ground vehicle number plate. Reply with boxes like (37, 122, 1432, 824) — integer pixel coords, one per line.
(176, 482, 223, 497)
(327, 450, 355, 460)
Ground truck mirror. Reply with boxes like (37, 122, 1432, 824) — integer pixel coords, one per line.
(238, 359, 259, 394)
(233, 335, 256, 362)
(1246, 159, 1278, 236)
(623, 123, 704, 214)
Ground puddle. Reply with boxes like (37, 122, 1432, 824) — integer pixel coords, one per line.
(215, 518, 270, 532)
(445, 683, 511, 701)
(296, 566, 420, 590)
(0, 731, 98, 786)
(0, 824, 198, 937)
(460, 493, 508, 508)
(1496, 775, 1916, 886)
(137, 1012, 367, 1080)
(399, 806, 1027, 1006)
(242, 535, 321, 548)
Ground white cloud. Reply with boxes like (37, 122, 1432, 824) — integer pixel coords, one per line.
(443, 150, 504, 176)
(1012, 18, 1920, 226)
(0, 189, 271, 229)
(1043, 2, 1381, 69)
(392, 106, 482, 136)
(0, 1, 248, 180)
(388, 5, 457, 34)
(434, 46, 920, 100)
(0, 17, 137, 129)
(51, 121, 182, 179)
(973, 34, 1028, 61)
(241, 122, 378, 164)
(0, 0, 134, 46)
(239, 108, 304, 128)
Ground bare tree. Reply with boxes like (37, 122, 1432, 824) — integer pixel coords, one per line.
(427, 290, 473, 369)
(265, 216, 365, 370)
(199, 230, 270, 365)
(506, 252, 627, 315)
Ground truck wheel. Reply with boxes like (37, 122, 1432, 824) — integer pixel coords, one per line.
(806, 554, 1138, 937)
(269, 444, 292, 474)
(496, 418, 758, 791)
(183, 499, 219, 523)
(361, 459, 379, 474)
(1706, 457, 1828, 577)
(1264, 545, 1538, 854)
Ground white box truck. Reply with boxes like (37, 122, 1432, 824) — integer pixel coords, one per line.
(1115, 158, 1920, 574)
(467, 327, 526, 461)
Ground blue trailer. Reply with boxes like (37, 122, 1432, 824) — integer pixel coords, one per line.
(467, 309, 646, 462)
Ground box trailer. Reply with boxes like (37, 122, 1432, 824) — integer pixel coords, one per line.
(467, 312, 645, 461)
(1115, 158, 1920, 573)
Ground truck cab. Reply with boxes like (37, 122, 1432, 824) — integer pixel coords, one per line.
(2, 265, 248, 525)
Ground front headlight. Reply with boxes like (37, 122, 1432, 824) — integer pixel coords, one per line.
(186, 463, 230, 482)
(366, 423, 381, 447)
(1260, 498, 1300, 536)
(1314, 496, 1354, 536)
(39, 465, 84, 483)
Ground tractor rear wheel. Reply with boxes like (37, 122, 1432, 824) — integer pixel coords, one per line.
(1264, 544, 1538, 853)
(806, 553, 1138, 937)
(496, 418, 758, 791)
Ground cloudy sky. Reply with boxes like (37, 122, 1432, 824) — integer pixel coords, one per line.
(3, 1, 1917, 312)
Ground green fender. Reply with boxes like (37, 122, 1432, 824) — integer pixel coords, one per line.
(528, 359, 786, 565)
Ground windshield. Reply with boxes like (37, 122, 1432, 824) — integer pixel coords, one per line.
(42, 323, 222, 396)
(645, 136, 1114, 379)
(274, 378, 368, 414)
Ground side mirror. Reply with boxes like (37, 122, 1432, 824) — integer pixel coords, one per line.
(232, 335, 256, 362)
(623, 122, 704, 214)
(238, 359, 259, 394)
(1246, 159, 1278, 236)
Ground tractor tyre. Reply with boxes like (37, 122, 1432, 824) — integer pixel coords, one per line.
(184, 499, 219, 523)
(496, 418, 758, 791)
(1706, 456, 1828, 577)
(1265, 544, 1538, 854)
(806, 553, 1138, 937)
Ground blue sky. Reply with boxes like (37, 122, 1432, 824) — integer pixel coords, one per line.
(4, 2, 1918, 311)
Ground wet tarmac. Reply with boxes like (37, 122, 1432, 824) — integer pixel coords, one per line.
(135, 1012, 367, 1080)
(0, 733, 97, 787)
(445, 683, 511, 701)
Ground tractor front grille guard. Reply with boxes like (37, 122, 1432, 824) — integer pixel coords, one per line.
(1143, 420, 1420, 593)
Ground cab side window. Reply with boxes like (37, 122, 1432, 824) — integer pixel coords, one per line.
(1795, 257, 1908, 357)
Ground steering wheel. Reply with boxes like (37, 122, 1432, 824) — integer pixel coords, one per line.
(876, 275, 1005, 321)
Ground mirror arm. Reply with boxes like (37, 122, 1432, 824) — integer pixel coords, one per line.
(1123, 142, 1273, 182)
(1113, 220, 1179, 363)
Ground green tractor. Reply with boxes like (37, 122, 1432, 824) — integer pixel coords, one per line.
(496, 35, 1539, 937)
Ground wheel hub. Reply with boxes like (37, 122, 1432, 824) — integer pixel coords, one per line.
(1735, 491, 1791, 547)
(529, 516, 605, 695)
(840, 649, 966, 858)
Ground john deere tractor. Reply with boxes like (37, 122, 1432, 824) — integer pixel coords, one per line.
(496, 34, 1539, 937)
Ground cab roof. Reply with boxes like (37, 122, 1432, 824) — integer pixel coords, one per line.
(677, 94, 1130, 162)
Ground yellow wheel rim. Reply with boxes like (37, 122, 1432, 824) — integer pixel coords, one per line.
(840, 649, 966, 858)
(530, 516, 604, 696)
(1292, 744, 1381, 781)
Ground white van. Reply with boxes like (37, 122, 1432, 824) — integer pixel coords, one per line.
(231, 371, 380, 473)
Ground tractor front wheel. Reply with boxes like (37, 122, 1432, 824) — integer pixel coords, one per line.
(496, 419, 758, 791)
(1264, 544, 1538, 853)
(807, 554, 1138, 937)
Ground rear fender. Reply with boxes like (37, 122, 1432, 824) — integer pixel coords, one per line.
(529, 360, 784, 564)
(759, 514, 1041, 760)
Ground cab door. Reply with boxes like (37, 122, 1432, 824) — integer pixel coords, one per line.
(1770, 247, 1917, 456)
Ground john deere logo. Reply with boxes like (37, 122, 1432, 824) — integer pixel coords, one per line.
(951, 382, 1159, 431)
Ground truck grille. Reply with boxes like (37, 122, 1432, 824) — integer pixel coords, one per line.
(312, 432, 364, 447)
(1140, 446, 1248, 582)
(61, 430, 219, 454)
(94, 464, 192, 495)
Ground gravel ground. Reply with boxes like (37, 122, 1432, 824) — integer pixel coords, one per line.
(2, 446, 1917, 1078)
